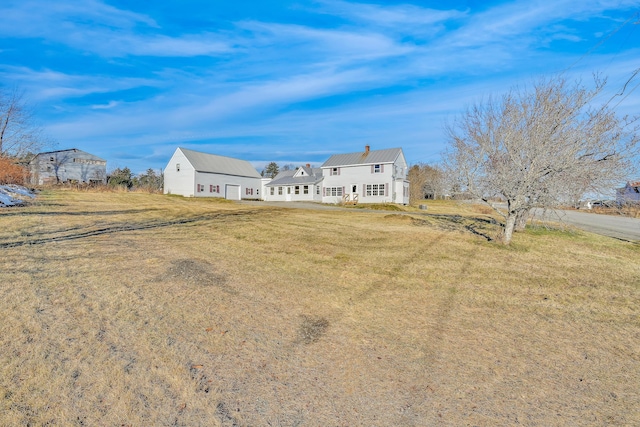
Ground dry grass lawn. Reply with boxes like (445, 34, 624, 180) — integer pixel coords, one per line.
(1, 190, 639, 426)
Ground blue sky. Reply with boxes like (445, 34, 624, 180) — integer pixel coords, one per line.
(1, 0, 639, 174)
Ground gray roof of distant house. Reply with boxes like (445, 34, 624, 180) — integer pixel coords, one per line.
(31, 148, 106, 162)
(321, 147, 403, 167)
(266, 167, 323, 186)
(179, 147, 261, 178)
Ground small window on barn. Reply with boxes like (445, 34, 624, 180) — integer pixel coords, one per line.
(373, 164, 381, 173)
(50, 157, 54, 162)
(278, 187, 283, 195)
(270, 187, 274, 195)
(287, 187, 291, 194)
(176, 163, 181, 172)
(295, 186, 300, 195)
(303, 185, 309, 194)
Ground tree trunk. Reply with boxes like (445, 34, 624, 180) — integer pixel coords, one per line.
(502, 212, 517, 244)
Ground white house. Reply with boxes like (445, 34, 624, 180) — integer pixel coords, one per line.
(616, 180, 640, 204)
(264, 165, 323, 202)
(321, 146, 410, 205)
(29, 148, 107, 185)
(163, 147, 262, 200)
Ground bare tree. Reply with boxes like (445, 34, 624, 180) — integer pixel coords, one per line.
(444, 75, 639, 244)
(0, 87, 47, 158)
(409, 163, 446, 204)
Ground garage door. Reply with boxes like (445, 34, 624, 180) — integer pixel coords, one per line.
(225, 184, 240, 200)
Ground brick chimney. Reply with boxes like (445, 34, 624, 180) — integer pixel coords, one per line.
(365, 145, 370, 153)
(306, 163, 310, 168)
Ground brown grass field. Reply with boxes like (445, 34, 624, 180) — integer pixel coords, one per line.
(1, 190, 639, 426)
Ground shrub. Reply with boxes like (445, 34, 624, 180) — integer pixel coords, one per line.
(0, 157, 29, 185)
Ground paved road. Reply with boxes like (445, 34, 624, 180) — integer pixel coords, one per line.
(532, 208, 640, 242)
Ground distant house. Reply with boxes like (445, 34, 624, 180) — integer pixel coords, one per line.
(163, 147, 262, 200)
(264, 164, 323, 202)
(29, 149, 107, 185)
(616, 181, 640, 204)
(321, 146, 410, 205)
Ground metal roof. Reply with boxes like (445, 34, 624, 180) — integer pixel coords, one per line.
(31, 148, 106, 162)
(266, 168, 323, 186)
(321, 147, 402, 168)
(179, 148, 261, 178)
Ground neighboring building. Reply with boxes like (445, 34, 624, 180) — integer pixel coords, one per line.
(616, 181, 640, 204)
(163, 147, 262, 200)
(321, 146, 410, 204)
(264, 164, 323, 202)
(29, 148, 107, 185)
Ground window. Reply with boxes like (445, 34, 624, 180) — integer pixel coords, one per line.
(295, 186, 300, 195)
(325, 187, 343, 197)
(366, 184, 385, 196)
(373, 164, 382, 173)
(197, 184, 204, 192)
(316, 185, 320, 195)
(331, 167, 339, 176)
(270, 187, 275, 195)
(278, 186, 283, 195)
(49, 157, 54, 162)
(287, 187, 291, 194)
(176, 163, 181, 171)
(303, 185, 309, 195)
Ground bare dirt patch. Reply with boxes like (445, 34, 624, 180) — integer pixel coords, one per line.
(297, 315, 330, 344)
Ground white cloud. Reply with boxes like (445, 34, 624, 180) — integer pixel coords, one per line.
(0, 0, 232, 58)
(238, 21, 413, 63)
(91, 100, 119, 110)
(315, 0, 466, 29)
(0, 66, 160, 102)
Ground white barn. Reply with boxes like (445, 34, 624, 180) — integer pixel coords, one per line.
(163, 147, 262, 200)
(321, 146, 410, 205)
(264, 165, 323, 202)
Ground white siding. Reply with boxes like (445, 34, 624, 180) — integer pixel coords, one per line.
(164, 149, 196, 196)
(193, 172, 260, 199)
(322, 164, 392, 204)
(164, 148, 262, 199)
(321, 152, 409, 205)
(264, 184, 322, 202)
